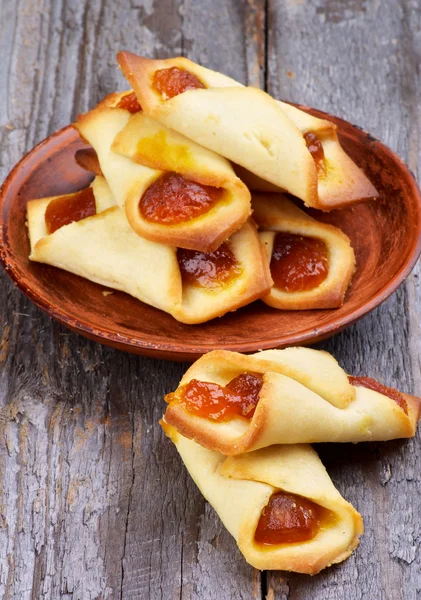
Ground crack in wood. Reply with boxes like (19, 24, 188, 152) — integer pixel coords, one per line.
(119, 408, 136, 600)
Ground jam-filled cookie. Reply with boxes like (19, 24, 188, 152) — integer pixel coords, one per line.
(74, 92, 251, 252)
(117, 52, 378, 211)
(27, 177, 181, 316)
(161, 423, 363, 574)
(27, 178, 272, 325)
(117, 52, 319, 207)
(252, 193, 355, 310)
(162, 348, 421, 454)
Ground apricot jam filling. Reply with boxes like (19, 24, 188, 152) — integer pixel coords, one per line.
(255, 491, 325, 545)
(165, 373, 264, 421)
(45, 187, 96, 234)
(177, 244, 242, 290)
(304, 132, 326, 176)
(116, 92, 142, 113)
(349, 376, 408, 414)
(139, 172, 223, 225)
(270, 232, 329, 293)
(153, 66, 205, 99)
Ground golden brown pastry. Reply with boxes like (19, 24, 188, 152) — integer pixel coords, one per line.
(117, 52, 378, 210)
(163, 348, 421, 454)
(74, 92, 251, 252)
(27, 178, 272, 324)
(117, 52, 319, 207)
(72, 154, 355, 313)
(241, 103, 379, 210)
(162, 422, 363, 574)
(252, 193, 355, 309)
(27, 177, 181, 316)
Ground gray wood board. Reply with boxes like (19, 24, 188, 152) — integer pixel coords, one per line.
(0, 0, 420, 598)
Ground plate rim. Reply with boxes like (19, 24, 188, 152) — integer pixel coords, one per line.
(1, 108, 421, 359)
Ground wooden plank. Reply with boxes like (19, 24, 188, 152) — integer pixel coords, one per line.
(119, 2, 266, 598)
(0, 1, 265, 599)
(266, 1, 421, 598)
(0, 0, 185, 597)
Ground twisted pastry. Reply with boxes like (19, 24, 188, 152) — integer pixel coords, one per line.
(252, 193, 355, 309)
(27, 178, 271, 324)
(162, 423, 363, 574)
(117, 53, 318, 206)
(117, 52, 378, 210)
(74, 92, 251, 252)
(163, 348, 420, 453)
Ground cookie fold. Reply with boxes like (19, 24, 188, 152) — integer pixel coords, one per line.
(27, 178, 271, 324)
(117, 52, 319, 207)
(253, 193, 355, 309)
(162, 423, 363, 574)
(75, 92, 251, 252)
(117, 52, 378, 210)
(163, 348, 420, 453)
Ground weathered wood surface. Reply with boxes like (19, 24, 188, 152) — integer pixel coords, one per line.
(0, 0, 420, 598)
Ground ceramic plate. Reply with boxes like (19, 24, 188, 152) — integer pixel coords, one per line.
(1, 106, 421, 360)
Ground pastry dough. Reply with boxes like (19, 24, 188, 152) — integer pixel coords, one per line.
(162, 423, 363, 573)
(27, 178, 272, 324)
(74, 93, 251, 252)
(170, 219, 273, 324)
(117, 53, 378, 210)
(163, 348, 421, 453)
(117, 52, 319, 207)
(256, 102, 379, 210)
(27, 177, 182, 315)
(252, 193, 355, 309)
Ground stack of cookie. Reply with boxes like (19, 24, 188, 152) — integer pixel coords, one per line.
(27, 52, 378, 324)
(161, 347, 420, 574)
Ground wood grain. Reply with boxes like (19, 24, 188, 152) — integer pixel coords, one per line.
(0, 0, 420, 599)
(266, 1, 421, 599)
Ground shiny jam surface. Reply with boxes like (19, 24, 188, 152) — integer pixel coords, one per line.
(140, 172, 223, 225)
(270, 232, 329, 292)
(153, 67, 205, 99)
(116, 92, 142, 113)
(165, 373, 264, 421)
(177, 243, 242, 290)
(349, 376, 408, 414)
(45, 187, 96, 234)
(254, 491, 322, 545)
(304, 132, 326, 176)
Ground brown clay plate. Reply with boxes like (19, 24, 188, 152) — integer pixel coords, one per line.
(1, 106, 421, 361)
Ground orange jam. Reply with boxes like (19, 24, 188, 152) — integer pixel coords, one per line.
(45, 187, 96, 234)
(304, 132, 326, 175)
(140, 172, 223, 225)
(165, 373, 264, 421)
(177, 243, 242, 290)
(254, 491, 322, 545)
(153, 66, 205, 99)
(270, 232, 329, 292)
(349, 376, 408, 414)
(116, 92, 142, 113)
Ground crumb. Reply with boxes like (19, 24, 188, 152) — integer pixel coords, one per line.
(102, 290, 114, 297)
(286, 71, 295, 79)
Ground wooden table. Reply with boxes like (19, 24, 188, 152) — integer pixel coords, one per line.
(1, 1, 420, 598)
